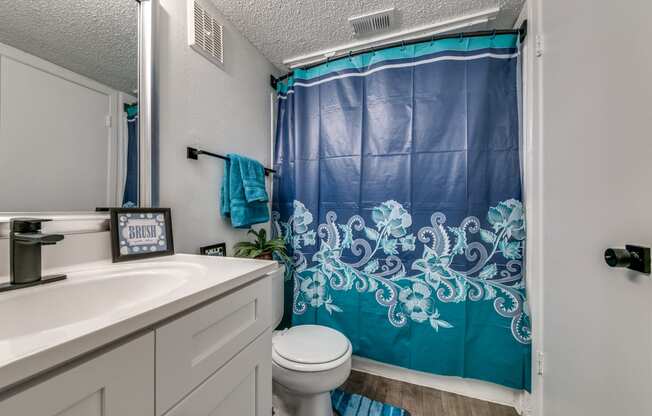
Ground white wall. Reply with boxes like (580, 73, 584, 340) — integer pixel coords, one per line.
(531, 0, 652, 415)
(156, 0, 277, 254)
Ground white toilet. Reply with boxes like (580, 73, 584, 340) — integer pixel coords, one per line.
(270, 267, 352, 416)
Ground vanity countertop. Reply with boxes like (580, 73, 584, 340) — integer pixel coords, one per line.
(0, 254, 278, 392)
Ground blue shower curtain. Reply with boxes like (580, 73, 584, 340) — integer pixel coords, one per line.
(272, 34, 531, 390)
(122, 104, 138, 207)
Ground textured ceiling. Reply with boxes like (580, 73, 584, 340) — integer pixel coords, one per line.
(210, 0, 525, 71)
(0, 0, 137, 93)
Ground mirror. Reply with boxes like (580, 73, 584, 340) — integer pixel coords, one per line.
(0, 0, 141, 211)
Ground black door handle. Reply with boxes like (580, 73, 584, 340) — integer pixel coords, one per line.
(604, 245, 650, 274)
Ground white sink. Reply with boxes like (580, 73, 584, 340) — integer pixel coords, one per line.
(0, 262, 198, 341)
(0, 254, 277, 391)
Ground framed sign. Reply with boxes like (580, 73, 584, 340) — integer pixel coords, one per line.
(110, 208, 174, 262)
(200, 242, 226, 256)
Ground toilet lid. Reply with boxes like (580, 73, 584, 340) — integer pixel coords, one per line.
(273, 325, 350, 364)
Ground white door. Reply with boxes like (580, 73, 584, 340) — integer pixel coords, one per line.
(0, 333, 154, 416)
(0, 48, 115, 211)
(534, 0, 652, 415)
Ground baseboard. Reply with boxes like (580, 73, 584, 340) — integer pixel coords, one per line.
(351, 355, 523, 412)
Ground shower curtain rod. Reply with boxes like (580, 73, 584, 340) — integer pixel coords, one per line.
(270, 20, 527, 90)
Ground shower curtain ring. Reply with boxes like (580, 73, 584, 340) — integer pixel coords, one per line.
(491, 29, 497, 39)
(458, 33, 464, 42)
(401, 40, 406, 50)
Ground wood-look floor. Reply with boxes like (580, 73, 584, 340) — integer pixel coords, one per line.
(339, 370, 518, 416)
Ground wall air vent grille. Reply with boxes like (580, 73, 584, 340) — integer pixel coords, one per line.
(188, 0, 224, 68)
(349, 8, 395, 36)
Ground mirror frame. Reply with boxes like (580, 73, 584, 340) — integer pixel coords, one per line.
(0, 0, 157, 236)
(137, 0, 158, 208)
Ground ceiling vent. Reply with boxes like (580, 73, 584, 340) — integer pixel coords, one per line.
(348, 8, 396, 36)
(188, 0, 224, 68)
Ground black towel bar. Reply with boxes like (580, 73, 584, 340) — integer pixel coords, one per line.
(187, 147, 276, 176)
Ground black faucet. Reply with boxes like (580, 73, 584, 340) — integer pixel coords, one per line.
(0, 218, 66, 292)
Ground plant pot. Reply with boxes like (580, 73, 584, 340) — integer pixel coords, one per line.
(255, 252, 273, 260)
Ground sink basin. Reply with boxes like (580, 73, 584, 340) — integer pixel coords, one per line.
(0, 261, 200, 343)
(0, 253, 278, 391)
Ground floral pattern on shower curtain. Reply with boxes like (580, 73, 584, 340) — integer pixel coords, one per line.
(272, 34, 531, 390)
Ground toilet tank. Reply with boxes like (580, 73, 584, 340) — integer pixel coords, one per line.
(270, 265, 285, 329)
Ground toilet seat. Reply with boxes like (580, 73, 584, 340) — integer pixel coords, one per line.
(272, 325, 353, 416)
(272, 325, 351, 372)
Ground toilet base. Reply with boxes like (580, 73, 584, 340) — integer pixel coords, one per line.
(297, 391, 332, 416)
(273, 381, 333, 416)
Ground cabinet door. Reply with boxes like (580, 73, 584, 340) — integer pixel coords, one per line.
(156, 277, 270, 414)
(0, 333, 154, 416)
(164, 330, 272, 416)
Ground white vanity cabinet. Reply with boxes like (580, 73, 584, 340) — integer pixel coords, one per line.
(0, 333, 155, 416)
(0, 271, 273, 416)
(156, 276, 272, 415)
(163, 331, 271, 416)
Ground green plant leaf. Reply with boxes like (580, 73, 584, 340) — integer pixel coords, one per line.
(235, 229, 291, 260)
(233, 241, 255, 249)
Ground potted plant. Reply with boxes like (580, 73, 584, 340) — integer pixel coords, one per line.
(233, 228, 290, 263)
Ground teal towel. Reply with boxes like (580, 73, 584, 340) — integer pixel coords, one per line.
(220, 153, 269, 228)
(238, 155, 269, 203)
